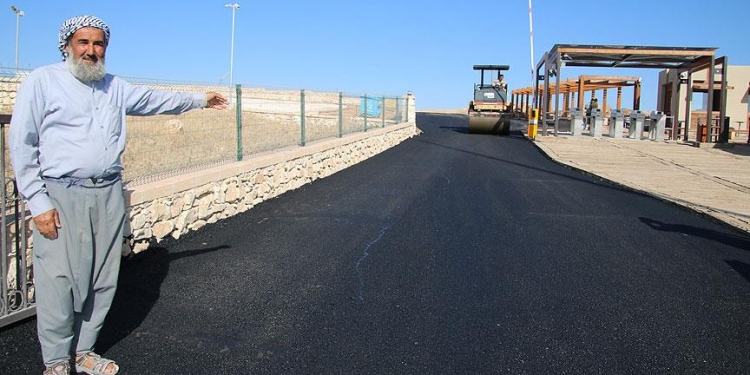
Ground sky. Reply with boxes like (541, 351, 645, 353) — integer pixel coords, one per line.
(1, 0, 748, 110)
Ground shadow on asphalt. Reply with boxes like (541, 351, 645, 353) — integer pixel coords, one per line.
(639, 217, 750, 251)
(726, 260, 750, 284)
(430, 113, 528, 140)
(95, 244, 228, 353)
(439, 126, 528, 141)
(441, 126, 470, 134)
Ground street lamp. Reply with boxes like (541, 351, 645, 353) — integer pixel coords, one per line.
(10, 5, 24, 74)
(225, 3, 240, 105)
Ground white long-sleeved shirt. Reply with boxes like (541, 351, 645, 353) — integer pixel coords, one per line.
(10, 62, 206, 216)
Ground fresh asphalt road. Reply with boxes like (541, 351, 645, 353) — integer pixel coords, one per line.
(3, 113, 750, 374)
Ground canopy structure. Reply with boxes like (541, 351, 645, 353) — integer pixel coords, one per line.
(534, 44, 726, 142)
(549, 45, 716, 69)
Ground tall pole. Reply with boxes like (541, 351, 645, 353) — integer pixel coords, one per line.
(225, 3, 240, 105)
(528, 0, 535, 108)
(11, 6, 24, 75)
(526, 0, 540, 139)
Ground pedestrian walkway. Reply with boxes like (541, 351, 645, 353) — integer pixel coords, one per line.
(532, 135, 750, 234)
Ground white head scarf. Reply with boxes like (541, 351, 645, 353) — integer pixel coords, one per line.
(58, 15, 110, 61)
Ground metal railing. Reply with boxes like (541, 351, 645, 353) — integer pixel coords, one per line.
(0, 114, 35, 327)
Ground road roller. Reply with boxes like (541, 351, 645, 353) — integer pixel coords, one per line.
(467, 64, 511, 135)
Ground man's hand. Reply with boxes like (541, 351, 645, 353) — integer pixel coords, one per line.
(33, 209, 61, 240)
(206, 92, 228, 109)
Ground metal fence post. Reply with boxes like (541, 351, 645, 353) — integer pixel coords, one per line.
(405, 95, 409, 123)
(364, 94, 368, 132)
(382, 95, 386, 128)
(338, 92, 343, 138)
(236, 84, 243, 161)
(300, 89, 306, 146)
(395, 97, 401, 123)
(1, 122, 7, 320)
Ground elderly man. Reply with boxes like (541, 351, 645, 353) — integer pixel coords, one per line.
(10, 15, 226, 375)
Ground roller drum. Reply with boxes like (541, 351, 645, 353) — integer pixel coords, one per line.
(468, 114, 510, 135)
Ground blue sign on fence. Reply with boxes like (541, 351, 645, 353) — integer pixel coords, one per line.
(360, 96, 383, 117)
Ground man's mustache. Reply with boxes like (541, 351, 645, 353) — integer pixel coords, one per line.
(82, 54, 99, 62)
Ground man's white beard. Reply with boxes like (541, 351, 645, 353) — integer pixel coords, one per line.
(66, 53, 107, 82)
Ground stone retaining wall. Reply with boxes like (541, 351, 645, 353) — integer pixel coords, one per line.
(0, 80, 19, 113)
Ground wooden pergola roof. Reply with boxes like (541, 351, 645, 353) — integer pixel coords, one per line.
(512, 75, 641, 114)
(513, 75, 639, 96)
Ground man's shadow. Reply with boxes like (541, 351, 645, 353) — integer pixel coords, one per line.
(95, 244, 227, 352)
(639, 217, 750, 251)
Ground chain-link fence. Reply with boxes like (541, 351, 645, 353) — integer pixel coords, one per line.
(117, 80, 407, 186)
(237, 88, 408, 154)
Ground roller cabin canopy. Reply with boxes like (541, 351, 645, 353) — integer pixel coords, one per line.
(473, 65, 510, 71)
(474, 65, 511, 88)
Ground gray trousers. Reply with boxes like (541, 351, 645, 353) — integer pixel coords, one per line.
(33, 178, 125, 366)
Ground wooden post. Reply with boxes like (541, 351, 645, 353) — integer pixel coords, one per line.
(577, 77, 585, 110)
(525, 93, 530, 117)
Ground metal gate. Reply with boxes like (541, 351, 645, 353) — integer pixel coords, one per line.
(0, 114, 36, 328)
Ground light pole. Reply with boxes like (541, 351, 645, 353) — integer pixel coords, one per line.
(225, 3, 240, 105)
(11, 5, 24, 75)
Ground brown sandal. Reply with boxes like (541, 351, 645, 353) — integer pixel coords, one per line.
(75, 351, 119, 375)
(43, 361, 70, 375)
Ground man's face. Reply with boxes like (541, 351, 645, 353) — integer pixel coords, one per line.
(66, 27, 106, 64)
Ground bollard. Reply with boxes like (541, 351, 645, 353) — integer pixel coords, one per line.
(528, 108, 538, 139)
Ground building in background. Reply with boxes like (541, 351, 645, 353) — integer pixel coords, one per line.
(658, 65, 750, 141)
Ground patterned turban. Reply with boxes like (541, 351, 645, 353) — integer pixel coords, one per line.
(58, 15, 110, 60)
